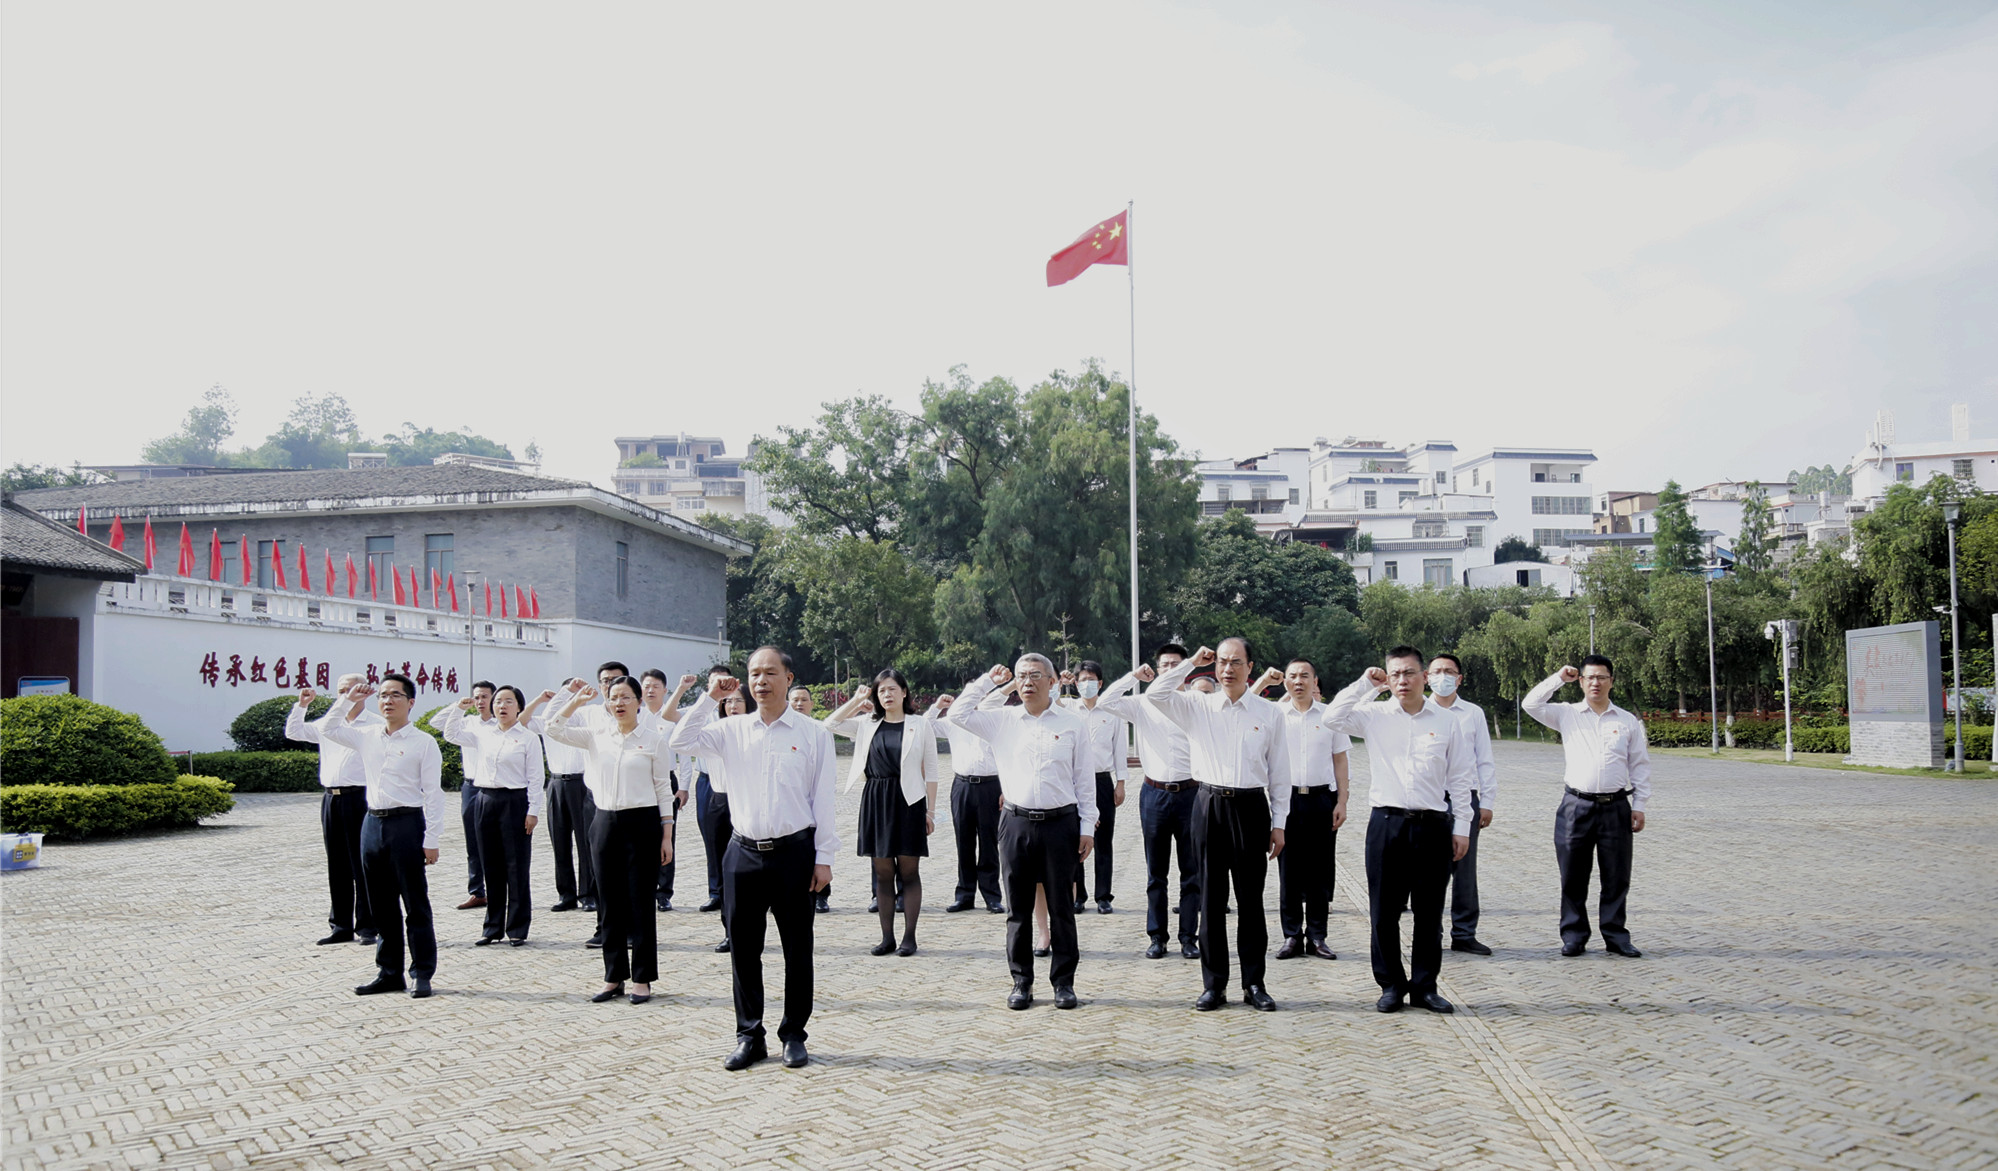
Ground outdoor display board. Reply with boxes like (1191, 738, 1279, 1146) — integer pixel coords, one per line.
(1845, 621, 1943, 768)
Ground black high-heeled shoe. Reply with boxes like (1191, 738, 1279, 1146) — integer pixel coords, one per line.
(629, 985, 652, 1005)
(590, 983, 625, 1003)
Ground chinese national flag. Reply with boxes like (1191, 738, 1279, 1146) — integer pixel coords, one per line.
(143, 517, 156, 571)
(298, 544, 312, 592)
(345, 554, 359, 598)
(498, 582, 508, 618)
(446, 572, 459, 612)
(391, 564, 405, 605)
(272, 542, 288, 589)
(325, 550, 336, 596)
(209, 530, 223, 580)
(483, 580, 493, 616)
(176, 524, 195, 576)
(240, 535, 252, 585)
(1046, 210, 1128, 287)
(108, 515, 125, 551)
(529, 587, 540, 618)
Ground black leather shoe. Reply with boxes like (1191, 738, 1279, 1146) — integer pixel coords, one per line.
(870, 940, 896, 956)
(585, 933, 605, 949)
(781, 1039, 809, 1068)
(317, 930, 355, 946)
(1452, 938, 1493, 956)
(895, 896, 905, 912)
(945, 899, 976, 913)
(1375, 988, 1405, 1013)
(1274, 936, 1305, 960)
(1194, 989, 1226, 1011)
(1605, 940, 1643, 958)
(1096, 901, 1113, 915)
(1308, 941, 1337, 960)
(715, 939, 732, 953)
(723, 1039, 767, 1071)
(1033, 944, 1052, 958)
(410, 978, 432, 999)
(1072, 898, 1088, 914)
(814, 895, 830, 914)
(986, 902, 1005, 914)
(629, 986, 651, 1005)
(1561, 941, 1586, 957)
(1053, 985, 1078, 1010)
(867, 899, 879, 914)
(699, 897, 723, 913)
(656, 897, 673, 912)
(1243, 985, 1277, 1012)
(1412, 990, 1455, 1013)
(590, 983, 625, 1003)
(1007, 984, 1033, 1010)
(579, 898, 598, 912)
(1145, 939, 1168, 959)
(508, 938, 527, 947)
(549, 900, 578, 913)
(354, 973, 406, 996)
(474, 935, 500, 946)
(355, 932, 380, 946)
(1181, 940, 1200, 960)
(895, 941, 918, 957)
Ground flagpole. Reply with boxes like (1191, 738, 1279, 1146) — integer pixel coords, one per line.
(1126, 199, 1140, 675)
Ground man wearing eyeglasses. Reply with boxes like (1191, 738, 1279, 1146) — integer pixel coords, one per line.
(1524, 655, 1652, 958)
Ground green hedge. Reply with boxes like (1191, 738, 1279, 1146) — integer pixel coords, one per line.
(231, 695, 332, 753)
(1949, 724, 1994, 758)
(1642, 722, 1988, 758)
(188, 751, 323, 793)
(1791, 726, 1849, 754)
(1, 695, 178, 787)
(0, 775, 235, 839)
(417, 707, 465, 791)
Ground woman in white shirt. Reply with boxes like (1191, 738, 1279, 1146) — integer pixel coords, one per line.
(440, 686, 545, 947)
(543, 676, 675, 1005)
(825, 669, 940, 956)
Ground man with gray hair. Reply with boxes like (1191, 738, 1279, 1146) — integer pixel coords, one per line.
(940, 654, 1097, 1011)
(287, 673, 384, 947)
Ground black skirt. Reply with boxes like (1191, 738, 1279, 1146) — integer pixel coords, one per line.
(856, 774, 928, 858)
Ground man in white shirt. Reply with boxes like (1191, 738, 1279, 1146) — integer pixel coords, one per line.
(317, 673, 448, 1000)
(454, 681, 497, 912)
(639, 669, 699, 912)
(538, 677, 598, 916)
(1271, 658, 1350, 963)
(1063, 660, 1128, 916)
(1096, 642, 1200, 960)
(940, 656, 1097, 1011)
(1428, 653, 1497, 956)
(789, 685, 838, 914)
(286, 674, 384, 947)
(670, 647, 837, 1072)
(693, 664, 736, 918)
(1523, 655, 1652, 958)
(1327, 646, 1476, 1015)
(1145, 641, 1291, 1013)
(935, 685, 1007, 916)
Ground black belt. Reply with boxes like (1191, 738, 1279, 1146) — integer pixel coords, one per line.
(1144, 778, 1193, 792)
(732, 828, 814, 852)
(323, 786, 362, 797)
(475, 785, 527, 797)
(1374, 805, 1447, 821)
(368, 806, 421, 819)
(1566, 787, 1631, 805)
(551, 773, 584, 782)
(956, 773, 997, 783)
(1293, 785, 1334, 796)
(1198, 782, 1265, 799)
(1005, 804, 1077, 822)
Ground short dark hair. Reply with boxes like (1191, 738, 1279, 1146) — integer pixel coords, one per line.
(871, 668, 912, 719)
(1285, 657, 1317, 675)
(640, 668, 668, 685)
(1077, 659, 1105, 682)
(1428, 653, 1464, 676)
(750, 645, 797, 674)
(1385, 645, 1425, 669)
(472, 679, 496, 695)
(494, 685, 527, 710)
(380, 672, 416, 699)
(1581, 654, 1615, 676)
(597, 660, 630, 678)
(604, 675, 642, 702)
(1156, 642, 1190, 661)
(707, 663, 733, 678)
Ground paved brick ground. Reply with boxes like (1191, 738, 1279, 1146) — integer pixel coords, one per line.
(4, 742, 1994, 1169)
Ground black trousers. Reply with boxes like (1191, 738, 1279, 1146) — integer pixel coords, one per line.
(545, 774, 596, 904)
(1072, 773, 1117, 905)
(1139, 780, 1199, 944)
(359, 811, 436, 979)
(472, 787, 532, 940)
(722, 831, 817, 1043)
(1446, 791, 1482, 941)
(589, 808, 662, 983)
(1555, 791, 1633, 947)
(320, 787, 374, 934)
(1194, 786, 1271, 993)
(1364, 807, 1452, 995)
(460, 782, 485, 897)
(998, 807, 1080, 989)
(950, 774, 1003, 905)
(656, 774, 682, 901)
(1278, 787, 1337, 942)
(696, 774, 728, 900)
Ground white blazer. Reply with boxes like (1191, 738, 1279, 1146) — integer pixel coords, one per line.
(827, 712, 941, 804)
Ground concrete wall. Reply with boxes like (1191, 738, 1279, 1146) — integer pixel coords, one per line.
(1847, 720, 1945, 769)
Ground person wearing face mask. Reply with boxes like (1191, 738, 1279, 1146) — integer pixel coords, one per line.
(1058, 662, 1128, 915)
(440, 686, 546, 946)
(1426, 654, 1496, 956)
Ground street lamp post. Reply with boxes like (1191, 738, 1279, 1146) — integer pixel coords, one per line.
(1943, 500, 1964, 772)
(463, 573, 477, 692)
(1705, 569, 1720, 755)
(1589, 606, 1596, 654)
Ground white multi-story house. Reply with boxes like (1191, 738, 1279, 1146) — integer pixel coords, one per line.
(1452, 447, 1597, 551)
(1848, 406, 1996, 503)
(1193, 447, 1313, 533)
(609, 435, 783, 525)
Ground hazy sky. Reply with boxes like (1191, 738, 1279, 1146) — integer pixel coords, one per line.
(3, 1, 1993, 492)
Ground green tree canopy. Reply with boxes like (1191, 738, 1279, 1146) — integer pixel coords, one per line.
(1492, 536, 1543, 564)
(1650, 480, 1700, 573)
(141, 385, 238, 465)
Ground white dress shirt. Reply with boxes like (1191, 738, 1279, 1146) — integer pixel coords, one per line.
(1142, 660, 1294, 828)
(541, 710, 675, 816)
(670, 695, 840, 865)
(1097, 672, 1194, 783)
(941, 675, 1099, 829)
(1279, 700, 1353, 793)
(1435, 696, 1497, 808)
(826, 712, 941, 804)
(1326, 676, 1476, 835)
(1060, 699, 1130, 781)
(439, 708, 547, 819)
(319, 697, 449, 849)
(458, 714, 494, 782)
(284, 700, 383, 789)
(1523, 673, 1652, 811)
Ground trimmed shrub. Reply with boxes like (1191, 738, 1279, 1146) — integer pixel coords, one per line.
(1947, 724, 1993, 758)
(1640, 720, 1710, 748)
(188, 751, 323, 793)
(1791, 726, 1849, 754)
(0, 775, 235, 838)
(417, 707, 466, 791)
(1, 695, 178, 787)
(230, 695, 333, 753)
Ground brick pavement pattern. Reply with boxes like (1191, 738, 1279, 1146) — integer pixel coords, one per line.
(4, 743, 1994, 1169)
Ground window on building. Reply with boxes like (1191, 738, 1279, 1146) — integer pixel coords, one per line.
(1570, 473, 1582, 483)
(1288, 488, 1300, 505)
(1435, 470, 1446, 485)
(1399, 491, 1416, 505)
(1532, 528, 1591, 546)
(1895, 462, 1914, 481)
(365, 536, 393, 590)
(649, 481, 665, 495)
(220, 539, 240, 584)
(615, 541, 629, 598)
(1413, 520, 1447, 538)
(1423, 558, 1452, 587)
(1364, 490, 1377, 509)
(1471, 468, 1479, 487)
(1532, 496, 1591, 515)
(1954, 458, 1974, 480)
(1216, 484, 1232, 502)
(676, 460, 688, 470)
(1250, 486, 1267, 501)
(1465, 526, 1484, 548)
(424, 534, 454, 582)
(1638, 519, 1648, 533)
(257, 539, 287, 589)
(1383, 561, 1398, 581)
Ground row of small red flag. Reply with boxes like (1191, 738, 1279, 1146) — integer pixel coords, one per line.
(77, 512, 540, 618)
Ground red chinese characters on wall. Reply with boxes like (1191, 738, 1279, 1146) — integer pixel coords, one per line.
(197, 652, 463, 693)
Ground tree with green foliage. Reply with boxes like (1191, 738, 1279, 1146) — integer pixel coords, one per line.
(748, 395, 916, 543)
(1173, 511, 1360, 643)
(1735, 482, 1775, 574)
(700, 513, 818, 679)
(1283, 605, 1377, 687)
(1492, 536, 1543, 564)
(779, 533, 938, 675)
(1649, 480, 1700, 573)
(1789, 464, 1853, 496)
(142, 385, 239, 465)
(1, 462, 103, 492)
(378, 424, 513, 467)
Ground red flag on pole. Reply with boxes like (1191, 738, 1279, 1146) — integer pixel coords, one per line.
(209, 530, 223, 580)
(272, 541, 288, 589)
(529, 587, 540, 618)
(367, 557, 378, 599)
(345, 554, 359, 598)
(446, 572, 459, 612)
(430, 568, 442, 610)
(1045, 210, 1128, 287)
(298, 544, 312, 592)
(107, 515, 125, 551)
(142, 518, 156, 571)
(177, 524, 195, 576)
(515, 585, 527, 617)
(392, 564, 406, 606)
(498, 582, 509, 618)
(240, 535, 252, 585)
(77, 508, 89, 537)
(325, 550, 335, 596)
(483, 580, 493, 616)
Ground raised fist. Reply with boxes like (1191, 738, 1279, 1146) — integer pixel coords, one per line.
(1256, 667, 1285, 692)
(678, 674, 701, 690)
(1059, 670, 1075, 687)
(709, 675, 741, 702)
(1135, 664, 1156, 683)
(350, 683, 377, 700)
(853, 685, 872, 704)
(457, 697, 479, 712)
(578, 684, 600, 701)
(1560, 665, 1581, 683)
(1364, 667, 1389, 689)
(534, 689, 557, 705)
(932, 694, 955, 713)
(989, 665, 1014, 685)
(1191, 646, 1217, 668)
(297, 688, 318, 706)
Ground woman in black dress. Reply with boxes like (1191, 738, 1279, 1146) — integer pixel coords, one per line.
(826, 669, 940, 955)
